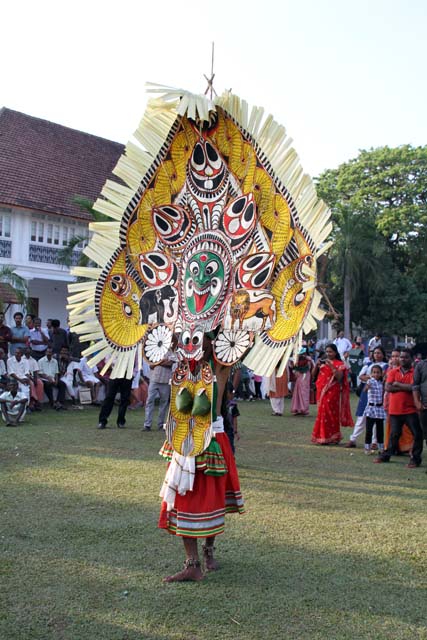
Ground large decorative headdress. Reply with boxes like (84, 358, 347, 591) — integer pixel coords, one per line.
(68, 84, 331, 383)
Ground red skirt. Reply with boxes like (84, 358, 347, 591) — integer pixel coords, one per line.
(158, 432, 245, 538)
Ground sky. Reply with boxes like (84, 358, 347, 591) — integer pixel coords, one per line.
(2, 0, 426, 177)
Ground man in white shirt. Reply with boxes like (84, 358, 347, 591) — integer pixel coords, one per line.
(333, 330, 352, 358)
(38, 347, 66, 409)
(7, 347, 30, 401)
(56, 347, 80, 406)
(78, 356, 102, 404)
(368, 334, 382, 355)
(0, 378, 27, 425)
(29, 317, 49, 360)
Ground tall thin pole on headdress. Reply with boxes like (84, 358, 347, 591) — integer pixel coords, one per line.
(204, 42, 217, 99)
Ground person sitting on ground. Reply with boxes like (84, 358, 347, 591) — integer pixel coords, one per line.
(0, 347, 8, 391)
(0, 378, 27, 426)
(23, 346, 44, 411)
(7, 347, 31, 404)
(38, 347, 66, 410)
(58, 347, 80, 407)
(78, 356, 102, 404)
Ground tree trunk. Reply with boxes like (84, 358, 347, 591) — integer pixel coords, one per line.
(343, 269, 351, 338)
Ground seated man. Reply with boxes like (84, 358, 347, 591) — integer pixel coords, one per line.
(38, 347, 67, 410)
(0, 347, 8, 391)
(78, 356, 102, 404)
(7, 347, 31, 403)
(58, 347, 80, 407)
(23, 346, 44, 411)
(0, 378, 27, 426)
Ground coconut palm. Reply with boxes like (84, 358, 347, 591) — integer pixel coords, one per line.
(0, 265, 29, 310)
(57, 196, 108, 268)
(327, 204, 383, 336)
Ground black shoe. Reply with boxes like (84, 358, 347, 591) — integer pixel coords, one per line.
(117, 423, 125, 429)
(97, 422, 107, 429)
(143, 426, 151, 431)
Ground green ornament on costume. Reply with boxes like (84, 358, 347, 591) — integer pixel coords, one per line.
(175, 387, 193, 413)
(191, 388, 211, 416)
(184, 251, 225, 315)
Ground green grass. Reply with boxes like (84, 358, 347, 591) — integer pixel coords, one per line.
(0, 399, 426, 640)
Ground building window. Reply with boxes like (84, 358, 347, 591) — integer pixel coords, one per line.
(46, 224, 53, 244)
(62, 227, 69, 246)
(0, 212, 12, 238)
(53, 225, 60, 245)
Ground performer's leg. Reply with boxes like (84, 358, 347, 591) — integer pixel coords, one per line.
(202, 535, 218, 571)
(163, 537, 203, 583)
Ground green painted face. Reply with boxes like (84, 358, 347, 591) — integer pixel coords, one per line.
(184, 251, 225, 315)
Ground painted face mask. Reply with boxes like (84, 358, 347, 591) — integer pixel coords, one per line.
(180, 230, 233, 327)
(184, 251, 224, 315)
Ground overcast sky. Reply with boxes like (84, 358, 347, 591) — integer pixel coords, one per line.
(2, 0, 426, 177)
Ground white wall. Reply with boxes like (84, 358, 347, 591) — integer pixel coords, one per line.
(1, 208, 89, 327)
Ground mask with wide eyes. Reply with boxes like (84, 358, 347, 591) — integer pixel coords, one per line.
(187, 138, 228, 196)
(110, 274, 132, 298)
(152, 204, 196, 254)
(184, 251, 225, 316)
(138, 252, 177, 287)
(176, 326, 204, 360)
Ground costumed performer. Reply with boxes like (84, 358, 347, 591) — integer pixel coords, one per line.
(65, 82, 332, 583)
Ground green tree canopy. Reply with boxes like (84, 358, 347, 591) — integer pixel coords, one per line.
(316, 145, 427, 339)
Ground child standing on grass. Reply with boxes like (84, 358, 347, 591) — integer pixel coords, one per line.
(363, 365, 385, 454)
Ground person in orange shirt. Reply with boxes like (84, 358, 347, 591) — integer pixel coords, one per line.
(374, 349, 423, 468)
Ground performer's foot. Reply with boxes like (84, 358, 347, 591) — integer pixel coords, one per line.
(202, 544, 219, 571)
(163, 558, 203, 583)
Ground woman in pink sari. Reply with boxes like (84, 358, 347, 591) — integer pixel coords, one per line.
(291, 348, 313, 415)
(311, 344, 353, 444)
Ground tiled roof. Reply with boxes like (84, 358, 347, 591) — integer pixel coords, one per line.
(0, 107, 125, 221)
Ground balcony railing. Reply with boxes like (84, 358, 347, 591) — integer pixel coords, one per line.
(28, 244, 82, 266)
(0, 239, 12, 258)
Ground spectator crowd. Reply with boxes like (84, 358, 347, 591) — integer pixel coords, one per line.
(1, 310, 426, 472)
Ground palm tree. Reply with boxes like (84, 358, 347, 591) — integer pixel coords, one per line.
(0, 265, 29, 311)
(57, 196, 109, 268)
(327, 205, 383, 336)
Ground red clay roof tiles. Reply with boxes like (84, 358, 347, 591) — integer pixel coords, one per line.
(0, 107, 124, 220)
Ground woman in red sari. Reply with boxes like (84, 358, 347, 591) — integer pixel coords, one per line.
(311, 344, 353, 445)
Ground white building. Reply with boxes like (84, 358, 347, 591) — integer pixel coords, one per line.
(0, 107, 123, 325)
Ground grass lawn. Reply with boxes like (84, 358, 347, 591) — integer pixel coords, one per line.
(0, 398, 426, 640)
